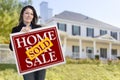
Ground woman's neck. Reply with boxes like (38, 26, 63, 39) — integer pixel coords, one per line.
(24, 22, 31, 26)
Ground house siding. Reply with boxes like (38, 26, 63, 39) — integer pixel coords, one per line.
(46, 11, 120, 60)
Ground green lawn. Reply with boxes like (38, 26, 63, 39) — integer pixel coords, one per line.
(0, 59, 120, 80)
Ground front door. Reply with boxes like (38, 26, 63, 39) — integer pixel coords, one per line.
(112, 49, 117, 59)
(72, 46, 79, 59)
(100, 48, 107, 59)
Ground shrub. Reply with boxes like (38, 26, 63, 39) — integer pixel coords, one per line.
(117, 56, 120, 60)
(95, 55, 99, 60)
(66, 57, 100, 65)
(0, 36, 9, 44)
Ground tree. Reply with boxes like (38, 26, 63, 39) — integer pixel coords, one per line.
(0, 0, 31, 44)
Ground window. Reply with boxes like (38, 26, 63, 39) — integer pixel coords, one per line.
(72, 25, 80, 35)
(100, 30, 107, 35)
(57, 23, 66, 31)
(72, 46, 79, 52)
(100, 48, 107, 58)
(112, 49, 117, 56)
(119, 32, 120, 40)
(111, 32, 117, 40)
(86, 47, 94, 59)
(87, 28, 94, 37)
(72, 46, 79, 58)
(86, 47, 93, 53)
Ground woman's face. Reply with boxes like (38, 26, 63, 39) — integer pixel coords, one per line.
(23, 8, 34, 25)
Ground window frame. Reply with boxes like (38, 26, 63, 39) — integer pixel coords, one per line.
(100, 30, 107, 35)
(111, 31, 117, 40)
(72, 25, 80, 35)
(87, 27, 94, 37)
(57, 23, 67, 32)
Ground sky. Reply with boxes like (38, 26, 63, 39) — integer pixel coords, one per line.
(23, 0, 120, 28)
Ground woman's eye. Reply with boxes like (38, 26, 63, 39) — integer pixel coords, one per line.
(31, 13, 33, 15)
(25, 12, 29, 14)
(25, 12, 33, 15)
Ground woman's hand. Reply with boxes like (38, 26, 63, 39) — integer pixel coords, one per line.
(20, 26, 31, 32)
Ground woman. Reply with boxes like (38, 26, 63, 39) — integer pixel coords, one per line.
(9, 5, 46, 80)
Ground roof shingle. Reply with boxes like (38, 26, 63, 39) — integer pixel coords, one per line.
(54, 11, 120, 31)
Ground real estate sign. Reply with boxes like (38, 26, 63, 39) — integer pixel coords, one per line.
(10, 26, 65, 75)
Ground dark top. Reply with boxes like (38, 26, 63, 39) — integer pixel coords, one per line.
(9, 23, 41, 51)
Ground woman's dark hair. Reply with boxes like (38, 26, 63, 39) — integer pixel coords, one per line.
(19, 5, 38, 26)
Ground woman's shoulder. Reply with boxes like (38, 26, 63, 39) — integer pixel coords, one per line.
(12, 26, 18, 29)
(33, 24, 42, 28)
(11, 26, 21, 33)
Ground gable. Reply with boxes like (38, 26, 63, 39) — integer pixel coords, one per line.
(97, 34, 117, 41)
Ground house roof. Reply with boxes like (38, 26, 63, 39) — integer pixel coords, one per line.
(54, 11, 120, 31)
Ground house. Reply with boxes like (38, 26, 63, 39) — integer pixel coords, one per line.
(45, 11, 120, 60)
